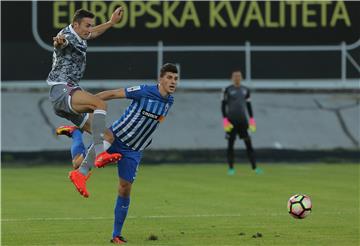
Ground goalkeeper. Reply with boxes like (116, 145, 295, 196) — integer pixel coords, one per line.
(221, 70, 262, 175)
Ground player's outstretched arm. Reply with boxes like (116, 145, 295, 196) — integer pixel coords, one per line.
(96, 88, 126, 101)
(88, 7, 123, 39)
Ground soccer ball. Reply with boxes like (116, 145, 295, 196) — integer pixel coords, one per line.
(287, 194, 312, 219)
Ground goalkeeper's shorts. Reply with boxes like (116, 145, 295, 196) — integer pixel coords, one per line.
(226, 122, 249, 140)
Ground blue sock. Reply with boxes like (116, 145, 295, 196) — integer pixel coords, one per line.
(112, 196, 130, 238)
(71, 129, 86, 159)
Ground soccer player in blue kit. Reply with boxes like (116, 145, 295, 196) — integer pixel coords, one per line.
(59, 63, 178, 244)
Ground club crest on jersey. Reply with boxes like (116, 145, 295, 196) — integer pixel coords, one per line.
(126, 86, 141, 92)
(141, 109, 165, 122)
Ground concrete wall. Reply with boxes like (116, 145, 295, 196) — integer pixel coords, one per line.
(1, 90, 359, 151)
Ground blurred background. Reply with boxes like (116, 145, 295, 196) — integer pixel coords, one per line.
(1, 0, 359, 164)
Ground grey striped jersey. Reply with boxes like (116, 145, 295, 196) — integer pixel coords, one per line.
(47, 25, 87, 86)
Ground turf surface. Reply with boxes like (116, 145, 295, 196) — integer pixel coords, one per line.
(2, 163, 359, 245)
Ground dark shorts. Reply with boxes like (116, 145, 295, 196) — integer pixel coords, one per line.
(226, 121, 249, 140)
(49, 84, 89, 128)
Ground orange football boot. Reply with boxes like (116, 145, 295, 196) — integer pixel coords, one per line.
(56, 125, 78, 138)
(69, 169, 89, 198)
(95, 151, 122, 168)
(110, 236, 127, 244)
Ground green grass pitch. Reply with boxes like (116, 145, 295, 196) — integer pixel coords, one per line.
(2, 163, 359, 245)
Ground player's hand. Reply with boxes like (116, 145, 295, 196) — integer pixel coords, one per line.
(249, 117, 256, 133)
(110, 7, 123, 25)
(53, 34, 66, 48)
(223, 118, 233, 133)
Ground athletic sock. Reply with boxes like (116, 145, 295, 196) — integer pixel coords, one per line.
(92, 109, 107, 156)
(244, 138, 257, 170)
(70, 129, 86, 159)
(228, 160, 234, 169)
(79, 144, 95, 176)
(112, 196, 130, 238)
(227, 138, 235, 169)
(79, 140, 112, 175)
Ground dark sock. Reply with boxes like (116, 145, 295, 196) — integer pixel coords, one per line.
(227, 138, 235, 169)
(244, 138, 257, 170)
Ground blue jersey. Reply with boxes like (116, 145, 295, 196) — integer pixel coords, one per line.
(111, 84, 174, 151)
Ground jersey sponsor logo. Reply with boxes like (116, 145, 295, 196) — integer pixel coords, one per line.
(126, 86, 141, 92)
(141, 109, 164, 122)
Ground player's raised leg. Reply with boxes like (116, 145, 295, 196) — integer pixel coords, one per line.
(69, 144, 95, 198)
(55, 117, 115, 170)
(68, 130, 118, 198)
(71, 90, 121, 167)
(56, 125, 86, 169)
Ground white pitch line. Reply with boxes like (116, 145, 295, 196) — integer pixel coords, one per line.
(2, 213, 280, 222)
(2, 216, 112, 222)
(1, 211, 351, 222)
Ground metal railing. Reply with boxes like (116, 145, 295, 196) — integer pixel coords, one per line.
(154, 40, 360, 83)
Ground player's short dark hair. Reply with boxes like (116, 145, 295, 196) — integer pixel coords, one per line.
(232, 70, 242, 74)
(160, 63, 178, 77)
(232, 70, 243, 78)
(72, 9, 95, 24)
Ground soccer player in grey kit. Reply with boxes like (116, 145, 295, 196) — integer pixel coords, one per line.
(221, 70, 263, 175)
(47, 8, 123, 167)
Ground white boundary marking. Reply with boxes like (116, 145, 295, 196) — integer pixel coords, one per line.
(2, 213, 280, 222)
(1, 211, 351, 222)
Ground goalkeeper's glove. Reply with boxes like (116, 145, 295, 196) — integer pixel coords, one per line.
(249, 117, 256, 133)
(223, 118, 233, 132)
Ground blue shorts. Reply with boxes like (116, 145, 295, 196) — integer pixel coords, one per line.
(107, 137, 142, 183)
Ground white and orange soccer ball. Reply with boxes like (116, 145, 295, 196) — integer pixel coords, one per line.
(287, 194, 312, 219)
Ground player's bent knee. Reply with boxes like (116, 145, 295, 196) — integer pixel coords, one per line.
(118, 180, 132, 197)
(81, 120, 92, 134)
(118, 188, 131, 197)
